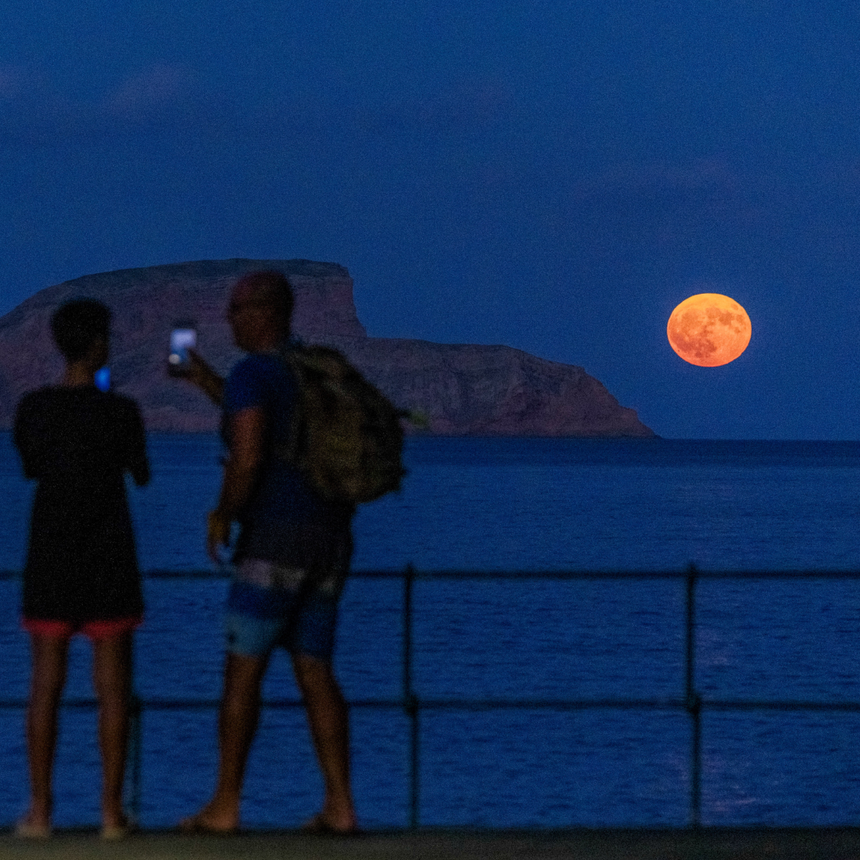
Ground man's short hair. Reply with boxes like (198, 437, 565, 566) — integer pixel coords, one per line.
(50, 299, 111, 362)
(235, 270, 294, 331)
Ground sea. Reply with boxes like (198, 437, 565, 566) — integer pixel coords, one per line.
(1, 433, 860, 830)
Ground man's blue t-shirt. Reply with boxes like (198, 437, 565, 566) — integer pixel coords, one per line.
(222, 352, 351, 564)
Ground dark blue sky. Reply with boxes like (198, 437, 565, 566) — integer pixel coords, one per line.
(2, 1, 859, 439)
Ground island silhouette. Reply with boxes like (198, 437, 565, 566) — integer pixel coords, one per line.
(0, 259, 654, 437)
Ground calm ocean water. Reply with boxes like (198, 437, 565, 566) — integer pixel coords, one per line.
(1, 433, 860, 828)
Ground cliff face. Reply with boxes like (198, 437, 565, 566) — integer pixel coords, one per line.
(313, 336, 652, 437)
(0, 259, 654, 437)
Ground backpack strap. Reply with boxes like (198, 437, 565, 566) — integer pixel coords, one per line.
(270, 342, 305, 468)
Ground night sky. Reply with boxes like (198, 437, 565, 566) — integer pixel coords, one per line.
(3, 1, 859, 440)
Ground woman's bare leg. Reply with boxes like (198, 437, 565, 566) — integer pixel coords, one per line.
(24, 634, 69, 831)
(92, 632, 133, 830)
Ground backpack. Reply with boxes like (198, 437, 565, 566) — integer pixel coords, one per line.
(276, 343, 406, 504)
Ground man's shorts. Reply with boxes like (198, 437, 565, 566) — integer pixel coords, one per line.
(224, 559, 342, 662)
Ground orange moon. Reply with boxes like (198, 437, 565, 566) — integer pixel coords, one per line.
(667, 293, 751, 367)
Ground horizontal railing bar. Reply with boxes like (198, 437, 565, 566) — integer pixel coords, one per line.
(3, 697, 860, 712)
(375, 699, 688, 710)
(390, 569, 860, 581)
(0, 569, 408, 580)
(0, 699, 402, 710)
(120, 568, 860, 581)
(135, 698, 409, 710)
(416, 699, 860, 713)
(0, 698, 683, 709)
(141, 568, 411, 580)
(702, 700, 860, 712)
(3, 568, 860, 581)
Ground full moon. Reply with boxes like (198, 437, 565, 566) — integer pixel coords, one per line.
(666, 293, 752, 367)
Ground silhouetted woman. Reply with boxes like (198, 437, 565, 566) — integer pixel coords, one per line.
(13, 299, 149, 839)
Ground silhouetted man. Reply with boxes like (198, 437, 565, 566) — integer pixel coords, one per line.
(178, 270, 357, 834)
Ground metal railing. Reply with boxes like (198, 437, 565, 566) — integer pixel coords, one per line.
(2, 564, 860, 828)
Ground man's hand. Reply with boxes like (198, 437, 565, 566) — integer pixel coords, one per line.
(207, 509, 232, 564)
(176, 349, 225, 406)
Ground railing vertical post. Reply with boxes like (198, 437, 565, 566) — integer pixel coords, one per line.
(403, 563, 420, 829)
(128, 632, 142, 823)
(685, 563, 702, 828)
(129, 691, 143, 823)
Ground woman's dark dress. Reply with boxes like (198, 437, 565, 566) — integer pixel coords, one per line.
(13, 386, 149, 624)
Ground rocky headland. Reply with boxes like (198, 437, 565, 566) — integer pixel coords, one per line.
(0, 259, 654, 436)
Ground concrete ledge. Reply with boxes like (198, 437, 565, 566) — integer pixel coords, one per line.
(2, 828, 860, 860)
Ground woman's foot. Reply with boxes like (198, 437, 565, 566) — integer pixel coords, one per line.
(15, 811, 51, 839)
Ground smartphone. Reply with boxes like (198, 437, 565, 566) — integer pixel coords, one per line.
(167, 322, 197, 376)
(94, 366, 111, 392)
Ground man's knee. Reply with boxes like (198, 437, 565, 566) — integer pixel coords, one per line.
(223, 652, 268, 699)
(292, 653, 338, 695)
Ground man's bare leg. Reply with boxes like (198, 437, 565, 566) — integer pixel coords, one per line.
(92, 632, 133, 832)
(293, 653, 357, 833)
(22, 634, 69, 834)
(180, 651, 268, 832)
